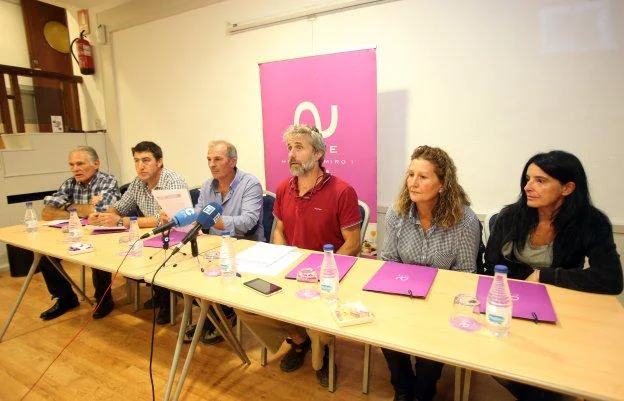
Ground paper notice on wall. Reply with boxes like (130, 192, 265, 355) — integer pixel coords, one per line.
(540, 0, 616, 53)
(51, 115, 63, 132)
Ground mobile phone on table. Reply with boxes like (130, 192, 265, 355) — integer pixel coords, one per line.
(243, 278, 283, 296)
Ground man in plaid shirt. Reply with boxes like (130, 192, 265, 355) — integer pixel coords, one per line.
(89, 141, 187, 324)
(39, 146, 121, 321)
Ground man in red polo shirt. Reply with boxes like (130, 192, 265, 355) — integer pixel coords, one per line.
(237, 124, 361, 387)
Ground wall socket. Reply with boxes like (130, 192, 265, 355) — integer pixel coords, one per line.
(94, 118, 103, 129)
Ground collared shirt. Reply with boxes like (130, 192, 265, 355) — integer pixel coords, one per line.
(113, 167, 187, 217)
(43, 170, 120, 212)
(381, 204, 480, 272)
(195, 168, 264, 241)
(274, 173, 361, 252)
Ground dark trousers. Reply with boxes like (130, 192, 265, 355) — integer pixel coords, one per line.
(495, 378, 563, 401)
(40, 257, 112, 303)
(382, 348, 444, 401)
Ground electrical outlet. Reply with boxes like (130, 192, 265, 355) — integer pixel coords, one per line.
(94, 118, 103, 129)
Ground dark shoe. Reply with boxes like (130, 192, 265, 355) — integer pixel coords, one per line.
(92, 299, 114, 319)
(40, 296, 79, 321)
(183, 324, 198, 344)
(393, 392, 413, 401)
(316, 346, 337, 388)
(157, 306, 171, 325)
(201, 327, 224, 345)
(280, 336, 311, 372)
(143, 297, 159, 309)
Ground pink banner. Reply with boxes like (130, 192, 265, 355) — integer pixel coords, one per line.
(259, 49, 377, 223)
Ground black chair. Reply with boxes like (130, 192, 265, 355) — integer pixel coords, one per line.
(189, 187, 201, 207)
(262, 192, 276, 243)
(119, 182, 131, 196)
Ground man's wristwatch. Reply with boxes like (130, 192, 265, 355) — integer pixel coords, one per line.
(117, 217, 124, 227)
(63, 203, 72, 212)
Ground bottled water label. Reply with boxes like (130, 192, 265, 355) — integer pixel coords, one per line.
(25, 220, 37, 230)
(486, 304, 511, 327)
(320, 278, 336, 294)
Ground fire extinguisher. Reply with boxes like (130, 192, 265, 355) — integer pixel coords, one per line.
(70, 30, 95, 75)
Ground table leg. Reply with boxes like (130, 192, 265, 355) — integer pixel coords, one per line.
(454, 367, 463, 401)
(171, 299, 210, 401)
(80, 265, 86, 300)
(163, 295, 196, 401)
(328, 336, 336, 392)
(362, 343, 371, 394)
(47, 257, 93, 305)
(210, 303, 250, 365)
(462, 369, 472, 401)
(0, 252, 42, 341)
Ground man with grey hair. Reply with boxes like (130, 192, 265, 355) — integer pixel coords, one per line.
(237, 124, 361, 387)
(39, 146, 121, 320)
(184, 139, 264, 344)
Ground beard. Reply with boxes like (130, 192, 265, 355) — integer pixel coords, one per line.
(289, 158, 317, 176)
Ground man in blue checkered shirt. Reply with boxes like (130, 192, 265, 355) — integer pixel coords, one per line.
(39, 146, 121, 321)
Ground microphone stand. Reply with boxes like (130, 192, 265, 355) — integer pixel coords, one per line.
(148, 229, 171, 260)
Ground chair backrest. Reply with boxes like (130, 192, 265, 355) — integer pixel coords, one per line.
(482, 212, 499, 243)
(119, 182, 131, 196)
(189, 187, 201, 207)
(358, 200, 371, 245)
(262, 191, 277, 243)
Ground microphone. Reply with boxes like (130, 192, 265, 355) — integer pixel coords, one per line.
(140, 207, 197, 239)
(170, 202, 222, 256)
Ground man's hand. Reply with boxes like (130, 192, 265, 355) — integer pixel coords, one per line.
(160, 209, 171, 225)
(89, 194, 103, 206)
(90, 212, 121, 227)
(525, 269, 540, 282)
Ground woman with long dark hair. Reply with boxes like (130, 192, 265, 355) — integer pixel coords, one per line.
(485, 150, 622, 295)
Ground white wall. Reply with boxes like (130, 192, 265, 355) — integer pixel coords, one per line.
(108, 0, 624, 225)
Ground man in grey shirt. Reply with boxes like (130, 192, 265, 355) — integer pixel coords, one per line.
(185, 140, 264, 344)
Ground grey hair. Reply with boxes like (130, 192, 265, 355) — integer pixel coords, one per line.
(282, 124, 326, 165)
(208, 140, 238, 159)
(70, 146, 99, 163)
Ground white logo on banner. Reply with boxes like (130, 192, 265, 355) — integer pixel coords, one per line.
(293, 101, 338, 138)
(395, 274, 409, 281)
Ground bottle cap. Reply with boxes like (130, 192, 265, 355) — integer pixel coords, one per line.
(323, 244, 334, 252)
(130, 216, 137, 221)
(222, 230, 230, 236)
(494, 264, 508, 274)
(69, 208, 77, 212)
(26, 201, 33, 206)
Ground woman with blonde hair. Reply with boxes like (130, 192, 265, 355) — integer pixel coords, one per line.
(381, 145, 481, 401)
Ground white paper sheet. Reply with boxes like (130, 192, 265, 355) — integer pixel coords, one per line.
(235, 242, 302, 276)
(152, 188, 193, 232)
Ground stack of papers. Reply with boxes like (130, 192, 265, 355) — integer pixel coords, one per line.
(235, 242, 302, 276)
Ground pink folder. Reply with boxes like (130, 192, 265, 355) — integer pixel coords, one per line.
(143, 229, 187, 248)
(90, 227, 128, 235)
(476, 276, 557, 322)
(285, 253, 357, 282)
(363, 261, 438, 298)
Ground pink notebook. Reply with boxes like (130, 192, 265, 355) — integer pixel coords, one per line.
(285, 253, 357, 282)
(476, 276, 557, 322)
(143, 229, 187, 248)
(363, 261, 438, 298)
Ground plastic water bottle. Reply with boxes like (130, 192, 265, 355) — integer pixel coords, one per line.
(486, 264, 513, 336)
(319, 244, 339, 303)
(219, 231, 237, 283)
(67, 208, 83, 242)
(24, 202, 38, 233)
(128, 216, 143, 257)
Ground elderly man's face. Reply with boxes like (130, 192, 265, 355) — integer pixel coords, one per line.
(286, 135, 319, 176)
(207, 143, 236, 181)
(69, 151, 99, 183)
